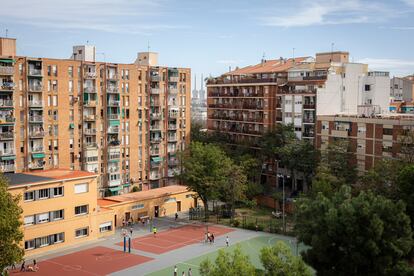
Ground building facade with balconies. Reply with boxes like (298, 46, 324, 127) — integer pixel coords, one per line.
(0, 37, 191, 197)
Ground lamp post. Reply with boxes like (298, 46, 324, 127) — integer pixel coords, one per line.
(277, 173, 290, 234)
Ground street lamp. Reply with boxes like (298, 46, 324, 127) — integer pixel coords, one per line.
(277, 173, 290, 234)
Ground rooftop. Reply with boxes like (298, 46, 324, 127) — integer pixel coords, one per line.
(99, 185, 191, 206)
(5, 169, 97, 187)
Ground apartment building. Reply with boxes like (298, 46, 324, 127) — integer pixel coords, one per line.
(0, 38, 191, 197)
(390, 101, 414, 114)
(390, 76, 414, 102)
(316, 114, 414, 171)
(6, 169, 115, 257)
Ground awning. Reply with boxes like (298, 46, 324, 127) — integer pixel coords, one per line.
(0, 59, 14, 63)
(32, 153, 45, 159)
(1, 156, 16, 161)
(109, 186, 122, 192)
(69, 123, 75, 129)
(109, 120, 120, 126)
(151, 157, 162, 163)
(108, 159, 119, 163)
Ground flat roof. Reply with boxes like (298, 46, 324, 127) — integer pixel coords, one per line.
(99, 185, 191, 206)
(5, 169, 97, 187)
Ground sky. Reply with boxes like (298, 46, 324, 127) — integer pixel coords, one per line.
(1, 0, 414, 88)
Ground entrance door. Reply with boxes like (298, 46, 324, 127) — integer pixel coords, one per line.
(177, 201, 181, 212)
(194, 198, 197, 208)
(114, 215, 117, 227)
(125, 212, 130, 222)
(154, 206, 159, 218)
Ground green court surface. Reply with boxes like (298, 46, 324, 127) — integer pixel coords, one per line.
(147, 235, 307, 276)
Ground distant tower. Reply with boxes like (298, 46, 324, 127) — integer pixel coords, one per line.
(192, 74, 199, 99)
(199, 73, 205, 102)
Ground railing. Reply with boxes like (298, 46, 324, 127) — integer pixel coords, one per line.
(108, 100, 120, 106)
(83, 114, 96, 121)
(84, 87, 96, 93)
(151, 161, 161, 168)
(0, 117, 15, 124)
(168, 101, 178, 107)
(29, 162, 44, 169)
(169, 76, 179, 82)
(149, 173, 161, 180)
(168, 135, 177, 142)
(108, 114, 120, 120)
(208, 115, 264, 123)
(28, 100, 43, 107)
(29, 131, 45, 138)
(303, 118, 315, 123)
(84, 142, 98, 148)
(0, 132, 14, 140)
(168, 112, 178, 119)
(168, 160, 179, 166)
(84, 129, 97, 135)
(28, 69, 42, 76)
(168, 125, 177, 130)
(168, 88, 178, 94)
(107, 74, 118, 80)
(0, 100, 14, 107)
(107, 126, 119, 133)
(84, 72, 97, 79)
(302, 132, 315, 138)
(150, 125, 162, 131)
(0, 82, 15, 90)
(28, 85, 43, 92)
(208, 103, 264, 110)
(207, 77, 279, 85)
(150, 150, 160, 155)
(150, 113, 162, 120)
(150, 137, 162, 143)
(84, 100, 97, 107)
(303, 104, 316, 109)
(1, 164, 15, 172)
(29, 116, 43, 123)
(0, 66, 14, 75)
(107, 87, 119, 93)
(150, 101, 160, 106)
(30, 147, 44, 153)
(0, 149, 15, 156)
(208, 91, 265, 98)
(108, 153, 121, 160)
(209, 126, 264, 136)
(168, 148, 177, 154)
(151, 75, 160, 82)
(151, 88, 160, 94)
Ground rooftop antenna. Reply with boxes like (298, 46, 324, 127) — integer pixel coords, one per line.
(293, 47, 295, 63)
(330, 42, 335, 62)
(262, 52, 266, 64)
(201, 73, 203, 91)
(98, 52, 106, 62)
(147, 41, 151, 52)
(86, 40, 89, 45)
(5, 29, 8, 38)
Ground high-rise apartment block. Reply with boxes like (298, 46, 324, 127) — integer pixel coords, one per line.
(0, 37, 191, 197)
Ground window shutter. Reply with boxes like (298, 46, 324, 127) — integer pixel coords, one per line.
(50, 188, 54, 197)
(34, 190, 39, 200)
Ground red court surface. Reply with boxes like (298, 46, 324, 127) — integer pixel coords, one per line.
(10, 246, 152, 276)
(117, 224, 234, 254)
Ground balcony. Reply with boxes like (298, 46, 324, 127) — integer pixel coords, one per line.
(0, 149, 15, 156)
(28, 84, 43, 92)
(150, 137, 162, 143)
(207, 77, 279, 85)
(1, 164, 15, 172)
(0, 117, 15, 124)
(151, 161, 161, 168)
(150, 125, 162, 131)
(150, 113, 162, 120)
(0, 100, 14, 108)
(303, 117, 315, 124)
(169, 76, 179, 82)
(84, 100, 97, 107)
(151, 88, 160, 94)
(29, 161, 44, 170)
(84, 72, 97, 79)
(169, 88, 178, 94)
(84, 87, 96, 93)
(168, 125, 178, 130)
(107, 73, 118, 81)
(108, 175, 122, 187)
(168, 148, 177, 154)
(168, 135, 177, 142)
(0, 132, 13, 140)
(83, 114, 96, 121)
(28, 69, 42, 77)
(108, 152, 121, 160)
(107, 87, 119, 94)
(208, 90, 265, 98)
(30, 146, 44, 153)
(28, 100, 43, 108)
(0, 82, 14, 91)
(302, 132, 315, 138)
(150, 149, 160, 155)
(331, 129, 350, 138)
(168, 159, 179, 167)
(29, 115, 43, 123)
(168, 169, 180, 177)
(0, 66, 14, 75)
(107, 126, 119, 134)
(84, 142, 98, 149)
(29, 130, 45, 138)
(84, 128, 97, 135)
(168, 112, 178, 119)
(107, 100, 120, 106)
(108, 114, 120, 120)
(303, 103, 316, 109)
(151, 75, 160, 82)
(149, 172, 161, 180)
(168, 101, 178, 108)
(150, 100, 160, 107)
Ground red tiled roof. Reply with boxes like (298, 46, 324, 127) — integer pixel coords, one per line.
(22, 169, 96, 180)
(225, 57, 309, 75)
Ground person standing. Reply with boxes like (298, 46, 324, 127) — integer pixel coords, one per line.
(226, 236, 229, 247)
(153, 226, 157, 237)
(188, 268, 192, 276)
(173, 265, 178, 276)
(182, 272, 186, 276)
(175, 212, 178, 221)
(211, 233, 215, 244)
(11, 262, 15, 270)
(129, 227, 133, 237)
(20, 261, 25, 272)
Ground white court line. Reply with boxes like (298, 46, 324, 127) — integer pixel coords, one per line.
(45, 260, 100, 276)
(179, 262, 200, 268)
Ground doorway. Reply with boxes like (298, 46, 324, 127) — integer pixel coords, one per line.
(125, 212, 130, 222)
(114, 215, 117, 227)
(177, 201, 181, 212)
(154, 206, 159, 218)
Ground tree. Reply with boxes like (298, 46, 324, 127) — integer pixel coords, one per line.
(309, 164, 344, 198)
(260, 241, 312, 276)
(190, 120, 208, 143)
(396, 165, 414, 229)
(295, 186, 414, 275)
(398, 130, 414, 163)
(200, 245, 257, 276)
(0, 175, 24, 271)
(179, 142, 232, 218)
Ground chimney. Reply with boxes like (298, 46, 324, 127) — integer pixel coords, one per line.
(0, 37, 16, 57)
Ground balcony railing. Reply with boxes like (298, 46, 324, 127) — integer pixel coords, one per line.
(303, 103, 316, 109)
(28, 69, 42, 76)
(1, 164, 15, 172)
(168, 135, 177, 142)
(84, 128, 97, 135)
(168, 112, 178, 119)
(29, 116, 43, 123)
(84, 87, 96, 93)
(84, 100, 97, 107)
(0, 82, 15, 91)
(208, 103, 264, 110)
(169, 76, 179, 82)
(84, 72, 97, 79)
(0, 100, 14, 107)
(168, 159, 179, 167)
(108, 114, 120, 120)
(0, 149, 15, 156)
(150, 113, 162, 120)
(208, 115, 264, 123)
(107, 126, 119, 133)
(151, 88, 160, 94)
(29, 162, 44, 170)
(149, 173, 161, 180)
(302, 132, 315, 138)
(107, 100, 120, 106)
(28, 84, 43, 92)
(208, 90, 264, 98)
(150, 137, 162, 143)
(84, 142, 98, 148)
(30, 147, 44, 153)
(150, 149, 160, 155)
(28, 100, 43, 108)
(108, 153, 121, 160)
(150, 125, 162, 131)
(0, 132, 13, 140)
(29, 130, 45, 138)
(0, 66, 14, 75)
(151, 75, 160, 82)
(83, 114, 96, 121)
(168, 125, 177, 130)
(150, 101, 160, 106)
(303, 118, 315, 123)
(107, 87, 119, 93)
(207, 77, 279, 85)
(0, 117, 15, 124)
(168, 88, 178, 94)
(107, 74, 118, 80)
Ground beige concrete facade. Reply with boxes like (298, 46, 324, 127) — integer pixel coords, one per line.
(0, 37, 191, 197)
(7, 170, 115, 257)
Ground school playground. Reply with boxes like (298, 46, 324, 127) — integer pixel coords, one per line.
(7, 219, 306, 276)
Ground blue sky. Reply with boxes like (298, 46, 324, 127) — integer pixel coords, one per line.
(1, 0, 414, 87)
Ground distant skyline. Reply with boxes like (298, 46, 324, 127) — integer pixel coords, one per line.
(1, 0, 414, 82)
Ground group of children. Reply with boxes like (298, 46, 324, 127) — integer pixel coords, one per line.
(205, 231, 215, 244)
(174, 266, 192, 276)
(3, 259, 39, 275)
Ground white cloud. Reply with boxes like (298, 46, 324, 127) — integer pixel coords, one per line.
(0, 0, 187, 34)
(261, 0, 397, 27)
(358, 58, 414, 76)
(402, 0, 414, 7)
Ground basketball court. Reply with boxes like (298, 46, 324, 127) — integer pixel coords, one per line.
(117, 224, 234, 254)
(10, 246, 152, 276)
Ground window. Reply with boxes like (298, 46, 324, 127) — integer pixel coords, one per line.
(75, 227, 89, 238)
(37, 212, 50, 223)
(74, 183, 88, 194)
(25, 240, 35, 250)
(24, 215, 35, 226)
(75, 205, 88, 215)
(38, 188, 50, 199)
(24, 191, 34, 201)
(164, 197, 176, 203)
(383, 128, 393, 136)
(131, 204, 144, 210)
(99, 222, 112, 233)
(53, 187, 64, 197)
(68, 66, 73, 78)
(52, 210, 64, 221)
(39, 236, 49, 247)
(53, 233, 64, 243)
(365, 84, 371, 91)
